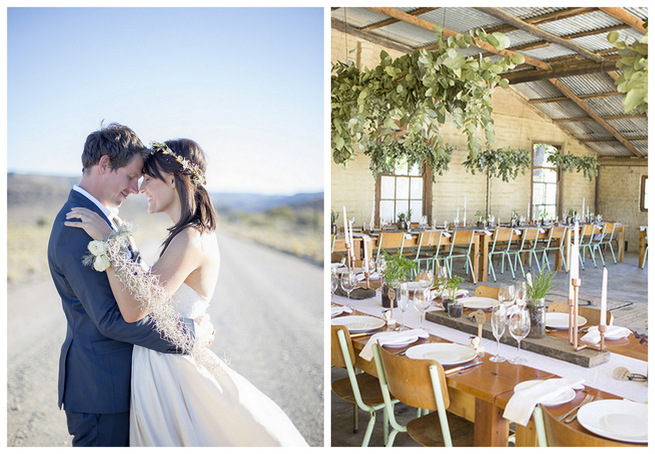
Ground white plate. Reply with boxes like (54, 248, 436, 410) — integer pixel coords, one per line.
(405, 343, 477, 366)
(460, 296, 499, 310)
(383, 334, 420, 348)
(586, 325, 632, 340)
(331, 315, 385, 333)
(545, 312, 587, 329)
(577, 399, 648, 444)
(513, 380, 576, 407)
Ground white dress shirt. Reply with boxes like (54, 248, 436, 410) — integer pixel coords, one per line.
(73, 185, 119, 230)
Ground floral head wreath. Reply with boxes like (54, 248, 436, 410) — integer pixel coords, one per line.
(149, 141, 207, 185)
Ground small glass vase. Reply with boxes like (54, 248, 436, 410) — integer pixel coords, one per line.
(527, 299, 546, 338)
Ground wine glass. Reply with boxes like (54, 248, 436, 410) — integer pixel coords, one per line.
(331, 269, 339, 296)
(490, 305, 507, 362)
(340, 271, 357, 307)
(413, 288, 431, 330)
(397, 282, 410, 331)
(515, 281, 527, 308)
(508, 307, 531, 364)
(418, 261, 434, 290)
(498, 284, 515, 309)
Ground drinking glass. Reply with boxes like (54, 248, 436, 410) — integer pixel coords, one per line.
(397, 282, 410, 331)
(413, 289, 431, 329)
(515, 281, 527, 308)
(331, 269, 339, 296)
(340, 271, 357, 307)
(498, 284, 515, 309)
(508, 307, 531, 364)
(490, 305, 507, 362)
(418, 262, 434, 290)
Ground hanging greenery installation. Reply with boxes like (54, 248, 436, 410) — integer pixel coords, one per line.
(608, 26, 648, 115)
(332, 25, 524, 179)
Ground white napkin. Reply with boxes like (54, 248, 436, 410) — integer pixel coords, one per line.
(404, 233, 413, 240)
(503, 377, 585, 426)
(359, 329, 429, 361)
(357, 272, 380, 281)
(331, 306, 353, 317)
(483, 230, 492, 236)
(581, 325, 631, 344)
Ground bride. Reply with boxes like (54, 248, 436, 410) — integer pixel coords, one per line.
(64, 139, 308, 447)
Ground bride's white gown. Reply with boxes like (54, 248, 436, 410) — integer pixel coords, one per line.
(129, 283, 308, 446)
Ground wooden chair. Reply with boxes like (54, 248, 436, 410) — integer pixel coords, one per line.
(539, 226, 569, 272)
(592, 223, 617, 265)
(508, 227, 542, 278)
(487, 227, 515, 281)
(412, 230, 444, 276)
(331, 325, 392, 447)
(547, 301, 614, 326)
(376, 232, 406, 261)
(443, 229, 477, 283)
(372, 343, 474, 447)
(475, 285, 499, 299)
(641, 226, 648, 269)
(579, 223, 601, 269)
(533, 405, 640, 447)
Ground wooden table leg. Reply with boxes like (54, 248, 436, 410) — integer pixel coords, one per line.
(470, 236, 480, 283)
(515, 419, 538, 447)
(617, 228, 625, 263)
(638, 229, 646, 269)
(473, 398, 509, 446)
(479, 234, 489, 282)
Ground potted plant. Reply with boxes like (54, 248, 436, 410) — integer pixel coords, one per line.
(331, 210, 339, 235)
(380, 251, 417, 308)
(436, 275, 464, 316)
(475, 210, 484, 228)
(396, 212, 408, 230)
(525, 270, 557, 338)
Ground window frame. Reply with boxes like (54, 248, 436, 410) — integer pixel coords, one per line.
(374, 162, 432, 228)
(640, 175, 648, 212)
(531, 143, 562, 220)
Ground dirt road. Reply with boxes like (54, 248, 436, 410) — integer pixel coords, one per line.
(6, 231, 324, 447)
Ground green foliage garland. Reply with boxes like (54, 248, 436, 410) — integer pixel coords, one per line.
(608, 26, 648, 115)
(332, 25, 524, 179)
(462, 146, 531, 182)
(547, 150, 599, 181)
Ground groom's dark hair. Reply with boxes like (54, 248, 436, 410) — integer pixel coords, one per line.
(82, 122, 148, 173)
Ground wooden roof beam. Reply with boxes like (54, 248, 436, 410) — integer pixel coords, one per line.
(530, 92, 622, 104)
(554, 113, 646, 123)
(550, 78, 644, 157)
(331, 18, 414, 55)
(476, 7, 604, 63)
(365, 7, 551, 70)
(580, 136, 647, 143)
(505, 55, 619, 84)
(599, 7, 647, 33)
(484, 7, 596, 34)
(361, 7, 439, 31)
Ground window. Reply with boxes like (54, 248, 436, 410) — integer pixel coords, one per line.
(532, 144, 560, 220)
(376, 159, 428, 226)
(641, 175, 648, 211)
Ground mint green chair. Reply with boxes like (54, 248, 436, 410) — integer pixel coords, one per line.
(540, 226, 569, 272)
(642, 226, 648, 269)
(487, 227, 515, 281)
(579, 223, 600, 269)
(509, 227, 542, 277)
(412, 230, 444, 277)
(444, 229, 477, 283)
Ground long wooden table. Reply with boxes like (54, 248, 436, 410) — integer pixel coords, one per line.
(637, 227, 647, 268)
(333, 302, 647, 447)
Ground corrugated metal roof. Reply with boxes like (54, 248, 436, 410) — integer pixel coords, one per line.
(332, 6, 648, 159)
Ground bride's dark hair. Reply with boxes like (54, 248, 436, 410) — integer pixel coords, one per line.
(143, 139, 217, 256)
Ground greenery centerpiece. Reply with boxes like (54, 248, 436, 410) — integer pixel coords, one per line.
(436, 275, 464, 316)
(331, 25, 524, 180)
(380, 251, 417, 308)
(525, 270, 557, 338)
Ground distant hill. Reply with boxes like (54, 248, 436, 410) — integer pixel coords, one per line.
(7, 173, 323, 219)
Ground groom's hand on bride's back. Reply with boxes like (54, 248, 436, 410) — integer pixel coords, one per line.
(194, 314, 215, 348)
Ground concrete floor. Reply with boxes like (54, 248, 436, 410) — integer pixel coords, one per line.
(330, 249, 648, 447)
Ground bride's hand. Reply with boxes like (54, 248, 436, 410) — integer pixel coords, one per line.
(64, 207, 113, 241)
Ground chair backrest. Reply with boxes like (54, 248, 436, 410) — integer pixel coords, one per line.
(377, 232, 406, 257)
(375, 343, 450, 410)
(415, 230, 442, 258)
(601, 222, 615, 237)
(580, 223, 597, 240)
(522, 227, 541, 242)
(451, 229, 475, 246)
(547, 301, 614, 326)
(331, 234, 336, 253)
(534, 405, 636, 447)
(546, 226, 567, 247)
(331, 324, 355, 368)
(475, 285, 499, 299)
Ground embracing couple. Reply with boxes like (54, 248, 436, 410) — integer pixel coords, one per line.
(47, 123, 307, 447)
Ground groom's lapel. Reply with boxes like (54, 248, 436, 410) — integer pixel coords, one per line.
(67, 189, 117, 231)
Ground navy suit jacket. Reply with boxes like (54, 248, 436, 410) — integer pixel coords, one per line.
(48, 189, 193, 414)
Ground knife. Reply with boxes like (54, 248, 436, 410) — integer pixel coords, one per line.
(445, 361, 483, 375)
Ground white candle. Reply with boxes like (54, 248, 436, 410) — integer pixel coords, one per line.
(582, 198, 585, 218)
(571, 221, 579, 280)
(527, 202, 530, 221)
(600, 267, 608, 326)
(343, 206, 349, 246)
(363, 237, 370, 272)
(456, 207, 460, 220)
(349, 220, 355, 260)
(370, 205, 375, 230)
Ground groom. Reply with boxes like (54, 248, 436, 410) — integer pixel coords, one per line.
(47, 123, 210, 446)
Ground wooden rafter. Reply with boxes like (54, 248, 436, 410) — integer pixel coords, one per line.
(549, 78, 644, 157)
(599, 7, 647, 33)
(554, 113, 646, 123)
(365, 6, 551, 70)
(581, 136, 647, 143)
(331, 17, 414, 55)
(529, 92, 622, 104)
(361, 7, 438, 31)
(476, 7, 604, 63)
(484, 7, 596, 34)
(504, 55, 620, 84)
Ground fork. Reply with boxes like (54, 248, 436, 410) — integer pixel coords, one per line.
(557, 393, 593, 422)
(563, 394, 594, 423)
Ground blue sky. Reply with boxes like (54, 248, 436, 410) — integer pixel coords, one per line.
(6, 7, 324, 195)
